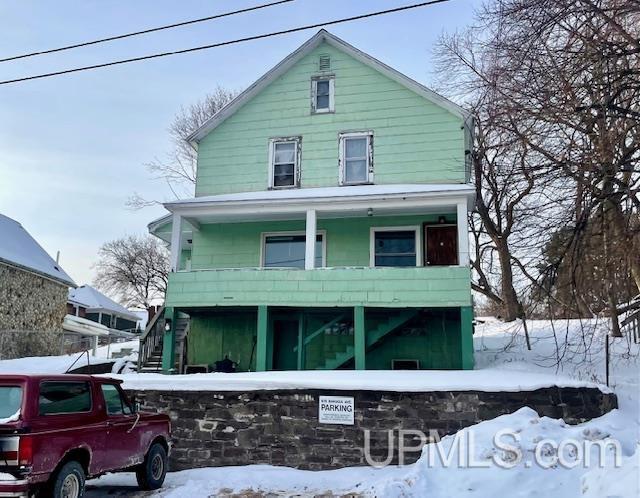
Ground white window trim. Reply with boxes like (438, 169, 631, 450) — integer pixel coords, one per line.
(339, 131, 374, 186)
(369, 226, 422, 268)
(311, 75, 335, 114)
(260, 230, 327, 268)
(268, 137, 301, 189)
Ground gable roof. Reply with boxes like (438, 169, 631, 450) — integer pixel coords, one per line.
(0, 214, 76, 287)
(68, 285, 139, 322)
(188, 29, 469, 144)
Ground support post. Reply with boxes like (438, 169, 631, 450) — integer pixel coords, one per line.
(161, 307, 177, 373)
(305, 209, 317, 270)
(354, 306, 366, 370)
(256, 306, 269, 371)
(460, 306, 474, 369)
(170, 212, 183, 272)
(457, 200, 470, 266)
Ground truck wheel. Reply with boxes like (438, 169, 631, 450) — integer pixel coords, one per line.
(136, 443, 168, 490)
(51, 461, 85, 498)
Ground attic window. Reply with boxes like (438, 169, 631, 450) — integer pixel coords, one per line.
(311, 75, 334, 114)
(319, 54, 331, 71)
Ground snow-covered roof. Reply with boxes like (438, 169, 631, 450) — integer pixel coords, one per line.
(0, 214, 76, 287)
(164, 184, 474, 210)
(188, 29, 470, 144)
(68, 285, 139, 322)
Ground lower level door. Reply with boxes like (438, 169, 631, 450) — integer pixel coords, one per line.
(272, 319, 299, 371)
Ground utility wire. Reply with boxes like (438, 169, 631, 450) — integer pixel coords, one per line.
(0, 0, 451, 86)
(0, 0, 295, 63)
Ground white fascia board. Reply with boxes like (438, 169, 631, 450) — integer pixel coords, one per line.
(187, 30, 470, 144)
(165, 191, 475, 221)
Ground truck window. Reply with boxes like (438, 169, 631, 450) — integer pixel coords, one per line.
(101, 384, 132, 415)
(0, 386, 22, 419)
(39, 381, 92, 415)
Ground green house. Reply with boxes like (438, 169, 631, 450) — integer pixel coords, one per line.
(146, 30, 475, 374)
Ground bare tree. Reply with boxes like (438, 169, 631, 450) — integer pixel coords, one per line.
(128, 86, 239, 208)
(435, 0, 640, 334)
(93, 235, 169, 309)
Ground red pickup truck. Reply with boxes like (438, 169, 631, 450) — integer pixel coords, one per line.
(0, 374, 171, 498)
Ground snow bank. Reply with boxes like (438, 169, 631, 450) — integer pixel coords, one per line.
(107, 368, 611, 393)
(581, 446, 640, 498)
(89, 407, 638, 498)
(0, 340, 139, 374)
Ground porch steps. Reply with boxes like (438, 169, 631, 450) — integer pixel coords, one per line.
(138, 316, 190, 373)
(319, 309, 419, 370)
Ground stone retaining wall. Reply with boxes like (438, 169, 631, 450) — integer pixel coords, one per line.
(129, 386, 616, 471)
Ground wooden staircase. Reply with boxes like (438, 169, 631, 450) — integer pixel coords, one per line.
(138, 309, 190, 373)
(319, 309, 419, 370)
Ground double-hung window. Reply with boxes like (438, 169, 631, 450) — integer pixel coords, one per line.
(269, 137, 301, 188)
(311, 76, 334, 113)
(370, 227, 421, 267)
(339, 131, 373, 185)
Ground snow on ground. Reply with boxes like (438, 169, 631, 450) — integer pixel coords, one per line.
(1, 319, 637, 496)
(86, 318, 639, 497)
(0, 340, 139, 374)
(107, 368, 610, 393)
(89, 407, 639, 498)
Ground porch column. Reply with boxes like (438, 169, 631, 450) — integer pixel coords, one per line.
(256, 306, 269, 371)
(170, 212, 183, 272)
(460, 306, 474, 369)
(305, 209, 317, 270)
(354, 306, 366, 370)
(456, 201, 470, 266)
(161, 307, 177, 373)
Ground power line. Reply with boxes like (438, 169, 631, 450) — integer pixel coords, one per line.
(0, 0, 295, 63)
(0, 0, 451, 86)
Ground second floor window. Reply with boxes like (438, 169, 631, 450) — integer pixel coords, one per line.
(269, 137, 301, 189)
(339, 131, 373, 185)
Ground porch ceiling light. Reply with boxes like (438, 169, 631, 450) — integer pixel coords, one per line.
(367, 207, 373, 217)
(164, 318, 172, 332)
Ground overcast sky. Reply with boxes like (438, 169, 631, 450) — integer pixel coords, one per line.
(0, 0, 482, 288)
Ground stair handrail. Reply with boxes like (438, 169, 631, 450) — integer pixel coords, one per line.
(621, 307, 640, 344)
(138, 306, 166, 372)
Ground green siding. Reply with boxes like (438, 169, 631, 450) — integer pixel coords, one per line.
(195, 42, 465, 196)
(191, 214, 456, 270)
(166, 266, 471, 309)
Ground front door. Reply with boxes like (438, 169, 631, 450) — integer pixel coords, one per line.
(272, 319, 299, 371)
(425, 225, 458, 266)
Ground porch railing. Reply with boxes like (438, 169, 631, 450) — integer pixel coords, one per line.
(138, 306, 165, 372)
(621, 308, 640, 344)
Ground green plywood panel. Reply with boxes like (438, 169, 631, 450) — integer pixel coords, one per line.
(195, 41, 466, 197)
(187, 310, 258, 371)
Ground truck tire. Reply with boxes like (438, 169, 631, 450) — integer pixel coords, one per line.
(51, 461, 85, 498)
(136, 443, 168, 490)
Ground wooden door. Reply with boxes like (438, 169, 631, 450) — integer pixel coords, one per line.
(425, 225, 458, 266)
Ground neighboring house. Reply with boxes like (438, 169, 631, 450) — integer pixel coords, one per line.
(0, 214, 76, 358)
(67, 285, 140, 332)
(146, 30, 474, 373)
